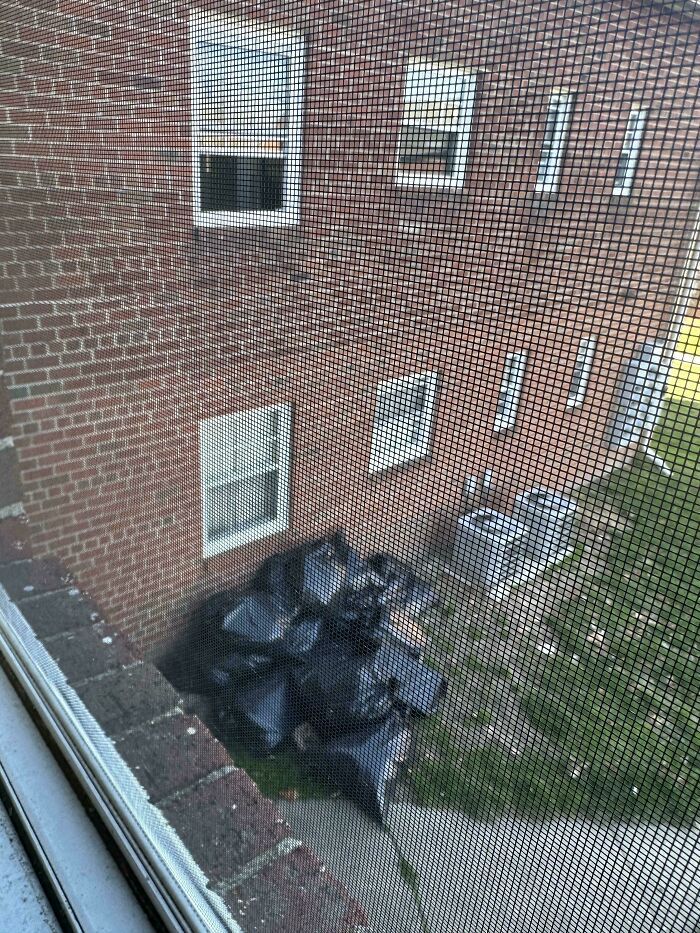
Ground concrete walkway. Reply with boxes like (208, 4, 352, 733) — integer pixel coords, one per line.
(280, 798, 700, 933)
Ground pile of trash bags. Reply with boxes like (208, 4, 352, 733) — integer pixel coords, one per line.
(177, 532, 447, 822)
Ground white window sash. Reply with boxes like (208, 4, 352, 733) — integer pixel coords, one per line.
(190, 12, 304, 228)
(534, 92, 573, 194)
(369, 372, 438, 473)
(395, 64, 478, 191)
(200, 403, 291, 557)
(612, 109, 647, 196)
(493, 352, 527, 433)
(566, 337, 597, 409)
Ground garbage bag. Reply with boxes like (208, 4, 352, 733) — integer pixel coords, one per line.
(367, 555, 438, 615)
(292, 638, 393, 735)
(208, 651, 274, 689)
(251, 549, 303, 610)
(301, 532, 367, 606)
(282, 614, 323, 659)
(328, 586, 385, 653)
(372, 642, 447, 716)
(221, 592, 295, 654)
(214, 669, 300, 757)
(308, 712, 412, 822)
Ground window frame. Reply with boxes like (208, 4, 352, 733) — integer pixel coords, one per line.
(534, 91, 574, 195)
(395, 59, 477, 191)
(369, 371, 439, 474)
(566, 337, 597, 409)
(199, 402, 292, 558)
(190, 11, 305, 228)
(612, 107, 647, 197)
(493, 352, 528, 434)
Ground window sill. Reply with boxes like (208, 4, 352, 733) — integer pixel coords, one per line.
(369, 446, 431, 476)
(193, 210, 299, 229)
(203, 517, 288, 559)
(394, 173, 465, 191)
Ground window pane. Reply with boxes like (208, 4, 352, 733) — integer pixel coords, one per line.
(200, 155, 284, 212)
(195, 41, 290, 148)
(205, 472, 279, 542)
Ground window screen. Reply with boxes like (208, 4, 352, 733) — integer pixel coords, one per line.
(1, 3, 700, 933)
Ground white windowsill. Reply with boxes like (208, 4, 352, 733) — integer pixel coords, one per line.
(395, 172, 465, 190)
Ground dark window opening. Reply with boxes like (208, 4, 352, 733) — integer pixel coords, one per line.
(199, 155, 284, 213)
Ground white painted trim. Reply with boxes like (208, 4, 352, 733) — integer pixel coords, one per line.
(395, 63, 477, 191)
(190, 11, 304, 228)
(199, 402, 292, 558)
(369, 371, 439, 474)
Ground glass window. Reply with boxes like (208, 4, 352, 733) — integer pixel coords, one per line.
(613, 108, 647, 196)
(567, 337, 597, 408)
(199, 403, 291, 556)
(493, 352, 527, 432)
(370, 372, 439, 473)
(535, 92, 574, 194)
(396, 60, 477, 189)
(191, 14, 304, 226)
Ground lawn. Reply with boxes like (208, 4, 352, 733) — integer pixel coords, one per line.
(409, 398, 700, 826)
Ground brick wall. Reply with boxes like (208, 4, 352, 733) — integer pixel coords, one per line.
(1, 0, 699, 647)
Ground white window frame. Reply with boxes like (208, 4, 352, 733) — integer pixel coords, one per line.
(566, 337, 597, 409)
(493, 352, 527, 433)
(535, 91, 574, 195)
(612, 108, 647, 196)
(190, 11, 305, 228)
(395, 60, 477, 190)
(199, 403, 292, 558)
(369, 371, 439, 474)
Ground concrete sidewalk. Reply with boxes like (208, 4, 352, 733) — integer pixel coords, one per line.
(280, 798, 700, 933)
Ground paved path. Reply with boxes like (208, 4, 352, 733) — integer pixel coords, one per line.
(281, 797, 700, 933)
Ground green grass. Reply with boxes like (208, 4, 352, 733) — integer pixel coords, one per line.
(409, 399, 700, 826)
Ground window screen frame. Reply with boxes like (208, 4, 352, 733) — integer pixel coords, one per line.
(395, 59, 478, 191)
(493, 351, 528, 433)
(534, 91, 574, 195)
(199, 402, 292, 558)
(612, 107, 648, 197)
(566, 337, 597, 409)
(190, 11, 305, 228)
(369, 371, 439, 474)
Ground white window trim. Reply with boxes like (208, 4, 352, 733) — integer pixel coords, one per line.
(369, 371, 439, 474)
(566, 337, 597, 409)
(190, 11, 305, 228)
(395, 61, 477, 191)
(534, 91, 574, 195)
(612, 108, 647, 197)
(493, 352, 527, 434)
(199, 403, 292, 558)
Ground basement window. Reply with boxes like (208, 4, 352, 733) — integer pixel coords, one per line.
(535, 91, 574, 194)
(199, 403, 292, 557)
(370, 372, 438, 473)
(613, 108, 647, 196)
(566, 337, 597, 408)
(493, 352, 527, 433)
(396, 60, 477, 189)
(190, 12, 305, 227)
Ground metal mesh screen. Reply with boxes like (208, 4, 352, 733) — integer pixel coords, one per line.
(1, 1, 699, 931)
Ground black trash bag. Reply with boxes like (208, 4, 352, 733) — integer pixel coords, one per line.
(214, 669, 301, 757)
(366, 553, 417, 605)
(158, 588, 241, 693)
(251, 549, 304, 611)
(372, 642, 447, 716)
(328, 586, 385, 653)
(292, 638, 393, 735)
(281, 614, 323, 659)
(208, 651, 274, 690)
(308, 712, 412, 823)
(403, 579, 440, 617)
(301, 532, 367, 606)
(221, 592, 295, 654)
